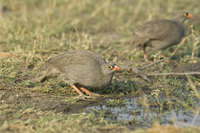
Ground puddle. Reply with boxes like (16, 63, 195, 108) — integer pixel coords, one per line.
(86, 96, 200, 128)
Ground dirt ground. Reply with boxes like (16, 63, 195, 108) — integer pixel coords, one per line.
(1, 0, 200, 132)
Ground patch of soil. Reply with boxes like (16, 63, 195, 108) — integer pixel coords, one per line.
(173, 62, 200, 72)
(0, 85, 105, 120)
(172, 62, 200, 78)
(0, 87, 66, 111)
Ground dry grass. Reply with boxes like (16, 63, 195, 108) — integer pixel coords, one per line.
(0, 0, 200, 132)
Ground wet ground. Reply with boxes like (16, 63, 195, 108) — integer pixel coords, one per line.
(86, 96, 200, 128)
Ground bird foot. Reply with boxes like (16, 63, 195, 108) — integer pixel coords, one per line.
(71, 85, 101, 99)
(79, 87, 100, 97)
(79, 94, 97, 100)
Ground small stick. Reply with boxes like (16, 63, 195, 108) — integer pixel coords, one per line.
(147, 72, 200, 76)
(186, 75, 200, 98)
(169, 36, 189, 58)
(0, 52, 14, 58)
(120, 66, 151, 83)
(139, 59, 165, 70)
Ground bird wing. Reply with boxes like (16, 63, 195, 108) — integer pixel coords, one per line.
(134, 20, 183, 41)
(42, 50, 105, 73)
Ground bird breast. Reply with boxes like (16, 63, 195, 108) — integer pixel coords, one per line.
(79, 72, 114, 88)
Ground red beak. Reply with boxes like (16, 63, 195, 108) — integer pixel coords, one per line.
(187, 13, 193, 18)
(113, 65, 120, 71)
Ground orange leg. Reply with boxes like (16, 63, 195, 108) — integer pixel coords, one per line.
(143, 47, 149, 62)
(71, 85, 84, 96)
(80, 87, 100, 96)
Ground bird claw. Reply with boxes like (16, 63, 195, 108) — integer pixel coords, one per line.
(79, 94, 100, 100)
(80, 95, 91, 99)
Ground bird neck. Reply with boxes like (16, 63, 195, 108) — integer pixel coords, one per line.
(173, 17, 186, 24)
(102, 73, 114, 85)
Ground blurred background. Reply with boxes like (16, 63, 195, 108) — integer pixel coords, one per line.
(0, 0, 199, 61)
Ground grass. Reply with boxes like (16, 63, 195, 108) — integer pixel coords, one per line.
(0, 0, 200, 132)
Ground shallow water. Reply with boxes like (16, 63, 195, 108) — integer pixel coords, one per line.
(86, 97, 200, 127)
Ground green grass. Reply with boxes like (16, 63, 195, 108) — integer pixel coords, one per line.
(1, 0, 200, 132)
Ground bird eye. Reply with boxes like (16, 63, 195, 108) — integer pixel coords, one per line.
(183, 12, 188, 17)
(108, 65, 113, 69)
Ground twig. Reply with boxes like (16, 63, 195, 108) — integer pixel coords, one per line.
(169, 35, 189, 58)
(147, 72, 200, 76)
(186, 75, 200, 98)
(139, 59, 165, 70)
(120, 66, 151, 83)
(190, 25, 199, 62)
(0, 52, 14, 58)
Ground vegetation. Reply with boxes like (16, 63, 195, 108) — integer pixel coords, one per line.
(0, 0, 200, 132)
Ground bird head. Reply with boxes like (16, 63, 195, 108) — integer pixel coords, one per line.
(174, 11, 193, 23)
(101, 62, 120, 75)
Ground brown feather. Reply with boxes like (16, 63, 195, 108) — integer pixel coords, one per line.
(131, 11, 191, 51)
(37, 50, 118, 89)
